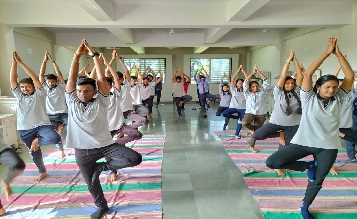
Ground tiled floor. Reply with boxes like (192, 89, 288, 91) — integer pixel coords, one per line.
(0, 103, 264, 219)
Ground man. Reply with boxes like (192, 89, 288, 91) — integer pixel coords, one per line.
(66, 39, 142, 219)
(195, 67, 216, 118)
(155, 74, 163, 108)
(39, 51, 67, 158)
(172, 67, 192, 118)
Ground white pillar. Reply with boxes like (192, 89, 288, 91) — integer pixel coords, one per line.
(0, 23, 15, 96)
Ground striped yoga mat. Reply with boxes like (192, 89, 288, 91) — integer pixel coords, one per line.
(215, 130, 357, 219)
(1, 134, 165, 219)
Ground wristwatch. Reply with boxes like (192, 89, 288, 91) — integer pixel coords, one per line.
(91, 52, 100, 57)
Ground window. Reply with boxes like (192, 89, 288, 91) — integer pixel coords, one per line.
(190, 58, 232, 84)
(123, 58, 166, 83)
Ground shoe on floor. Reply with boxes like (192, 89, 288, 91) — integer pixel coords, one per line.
(203, 115, 207, 118)
(223, 126, 227, 131)
(235, 135, 241, 139)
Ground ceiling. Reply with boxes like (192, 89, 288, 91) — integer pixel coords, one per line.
(0, 0, 356, 53)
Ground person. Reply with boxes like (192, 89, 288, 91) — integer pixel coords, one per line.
(195, 67, 216, 118)
(184, 76, 191, 95)
(139, 69, 162, 119)
(155, 73, 163, 108)
(266, 37, 354, 219)
(252, 50, 303, 175)
(39, 51, 68, 159)
(241, 65, 271, 152)
(221, 65, 247, 137)
(10, 51, 61, 182)
(172, 67, 193, 119)
(216, 74, 231, 130)
(0, 132, 26, 216)
(66, 39, 142, 219)
(130, 69, 149, 117)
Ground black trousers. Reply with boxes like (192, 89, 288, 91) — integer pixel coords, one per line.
(142, 97, 154, 114)
(253, 123, 299, 149)
(0, 148, 26, 184)
(339, 128, 357, 144)
(266, 144, 338, 205)
(75, 144, 142, 208)
(155, 90, 162, 106)
(216, 106, 229, 127)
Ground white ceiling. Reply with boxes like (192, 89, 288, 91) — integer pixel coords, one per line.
(0, 0, 356, 53)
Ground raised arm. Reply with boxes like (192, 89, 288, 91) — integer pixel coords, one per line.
(293, 54, 303, 87)
(172, 67, 178, 83)
(335, 44, 354, 91)
(117, 52, 130, 82)
(156, 73, 163, 84)
(39, 52, 48, 83)
(89, 65, 96, 79)
(302, 37, 336, 91)
(333, 66, 341, 77)
(13, 52, 43, 89)
(10, 52, 18, 89)
(47, 52, 65, 83)
(84, 40, 108, 95)
(231, 65, 242, 86)
(66, 40, 87, 92)
(277, 49, 294, 87)
(102, 53, 121, 91)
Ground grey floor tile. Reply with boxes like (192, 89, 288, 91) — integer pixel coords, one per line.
(162, 173, 193, 191)
(162, 191, 198, 215)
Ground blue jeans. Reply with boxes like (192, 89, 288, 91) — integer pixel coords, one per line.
(199, 92, 216, 113)
(48, 113, 68, 151)
(344, 114, 357, 160)
(221, 108, 246, 136)
(19, 125, 61, 173)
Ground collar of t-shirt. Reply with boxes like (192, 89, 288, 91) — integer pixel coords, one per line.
(80, 98, 96, 106)
(316, 93, 336, 108)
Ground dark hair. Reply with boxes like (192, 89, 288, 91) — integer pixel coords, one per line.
(249, 81, 260, 91)
(147, 74, 153, 79)
(338, 79, 343, 82)
(235, 79, 244, 92)
(131, 76, 137, 80)
(313, 74, 339, 93)
(78, 76, 88, 80)
(143, 77, 149, 80)
(45, 74, 58, 81)
(76, 77, 97, 90)
(105, 77, 113, 85)
(199, 75, 206, 79)
(19, 77, 34, 86)
(221, 83, 231, 96)
(116, 71, 124, 79)
(176, 76, 182, 80)
(283, 76, 302, 115)
(236, 79, 244, 84)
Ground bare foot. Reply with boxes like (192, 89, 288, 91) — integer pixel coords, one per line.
(179, 115, 183, 119)
(58, 151, 66, 159)
(339, 132, 345, 138)
(0, 207, 6, 216)
(329, 166, 338, 176)
(178, 101, 183, 107)
(249, 147, 258, 153)
(109, 173, 118, 183)
(250, 130, 255, 135)
(1, 181, 13, 201)
(36, 172, 48, 182)
(274, 169, 286, 176)
(279, 138, 286, 146)
(206, 100, 211, 105)
(56, 123, 64, 134)
(147, 114, 152, 120)
(116, 132, 124, 139)
(30, 138, 39, 152)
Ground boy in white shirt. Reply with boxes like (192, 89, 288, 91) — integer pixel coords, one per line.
(10, 52, 61, 182)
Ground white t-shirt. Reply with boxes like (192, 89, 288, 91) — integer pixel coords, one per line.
(12, 85, 52, 130)
(139, 82, 156, 100)
(229, 86, 246, 109)
(339, 91, 353, 128)
(65, 90, 114, 149)
(120, 80, 134, 112)
(108, 88, 124, 131)
(291, 87, 348, 149)
(150, 80, 156, 96)
(43, 82, 68, 114)
(172, 82, 185, 97)
(131, 85, 142, 105)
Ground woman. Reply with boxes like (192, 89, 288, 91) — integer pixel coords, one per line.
(266, 37, 354, 219)
(216, 74, 231, 130)
(221, 65, 246, 138)
(252, 50, 303, 168)
(241, 65, 271, 152)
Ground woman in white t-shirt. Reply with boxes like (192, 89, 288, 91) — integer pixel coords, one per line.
(266, 37, 354, 219)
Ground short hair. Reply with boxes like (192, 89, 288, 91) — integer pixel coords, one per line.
(105, 77, 113, 85)
(147, 74, 153, 78)
(176, 76, 182, 80)
(116, 71, 124, 79)
(76, 77, 97, 90)
(19, 77, 34, 86)
(131, 76, 137, 80)
(78, 76, 88, 80)
(45, 74, 58, 81)
(235, 79, 244, 84)
(143, 77, 149, 80)
(199, 75, 206, 79)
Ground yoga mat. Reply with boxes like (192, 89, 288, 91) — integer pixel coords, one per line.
(1, 134, 165, 219)
(214, 130, 357, 219)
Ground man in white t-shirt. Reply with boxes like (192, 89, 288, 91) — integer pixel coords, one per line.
(130, 75, 149, 117)
(39, 51, 68, 158)
(66, 40, 142, 219)
(10, 52, 61, 182)
(139, 70, 162, 119)
(172, 67, 192, 118)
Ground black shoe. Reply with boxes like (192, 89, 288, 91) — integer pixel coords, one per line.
(156, 105, 159, 108)
(223, 126, 227, 131)
(182, 107, 185, 110)
(203, 115, 207, 118)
